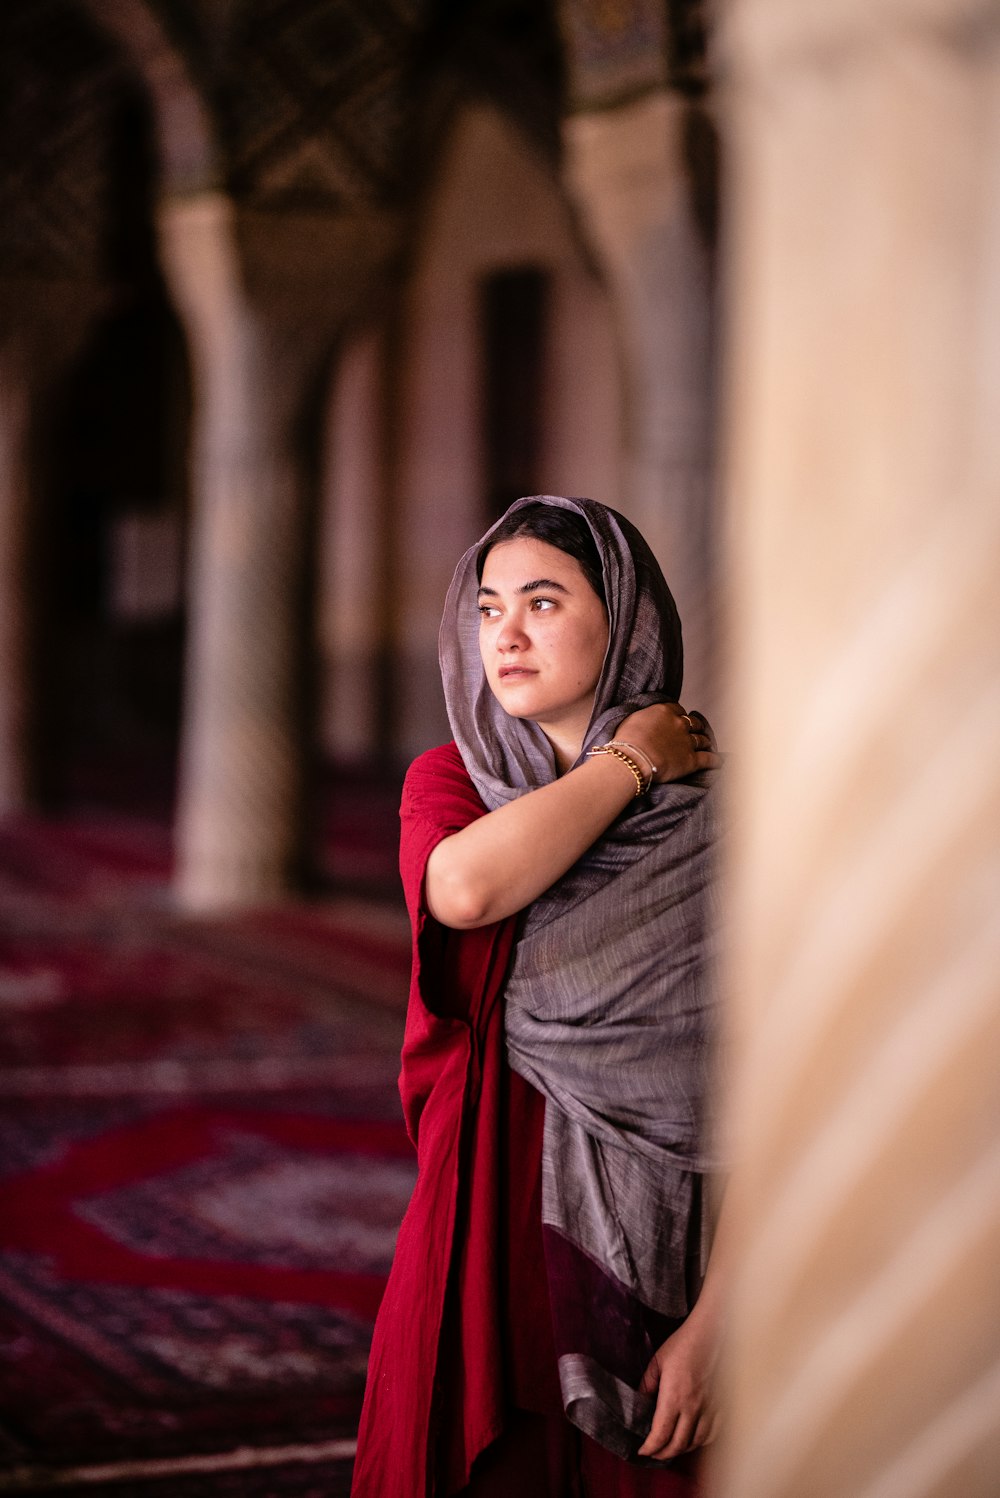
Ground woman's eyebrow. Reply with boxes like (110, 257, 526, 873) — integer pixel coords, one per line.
(476, 578, 570, 598)
(517, 578, 570, 595)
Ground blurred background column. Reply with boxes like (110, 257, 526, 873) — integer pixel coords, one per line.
(558, 0, 719, 712)
(162, 199, 397, 909)
(717, 1, 1000, 1495)
(86, 0, 413, 908)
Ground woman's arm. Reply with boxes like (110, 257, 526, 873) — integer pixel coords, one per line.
(425, 704, 718, 929)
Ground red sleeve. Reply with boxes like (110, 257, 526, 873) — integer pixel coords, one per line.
(401, 739, 489, 847)
(396, 742, 511, 1145)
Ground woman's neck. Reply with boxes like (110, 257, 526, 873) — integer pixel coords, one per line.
(550, 738, 579, 775)
(537, 710, 592, 776)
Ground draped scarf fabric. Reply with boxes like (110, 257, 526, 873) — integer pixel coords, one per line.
(439, 495, 721, 1462)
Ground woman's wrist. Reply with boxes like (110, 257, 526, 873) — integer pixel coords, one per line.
(604, 739, 656, 784)
(585, 742, 648, 796)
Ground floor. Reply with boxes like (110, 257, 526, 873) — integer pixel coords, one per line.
(0, 780, 413, 1496)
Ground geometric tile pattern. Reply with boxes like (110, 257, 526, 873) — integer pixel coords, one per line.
(0, 0, 134, 279)
(0, 0, 694, 284)
(221, 0, 426, 208)
(150, 0, 567, 207)
(144, 0, 426, 209)
(0, 0, 571, 291)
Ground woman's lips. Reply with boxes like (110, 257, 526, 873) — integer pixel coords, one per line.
(498, 666, 536, 680)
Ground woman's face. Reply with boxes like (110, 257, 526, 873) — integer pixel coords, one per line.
(477, 536, 609, 753)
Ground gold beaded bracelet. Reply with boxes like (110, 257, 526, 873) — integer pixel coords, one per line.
(585, 743, 647, 798)
(604, 739, 656, 787)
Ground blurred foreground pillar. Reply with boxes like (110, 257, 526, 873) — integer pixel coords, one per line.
(162, 195, 393, 909)
(717, 3, 1000, 1496)
(565, 90, 717, 711)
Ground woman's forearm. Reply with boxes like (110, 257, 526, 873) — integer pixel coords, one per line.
(425, 753, 637, 927)
(426, 702, 718, 929)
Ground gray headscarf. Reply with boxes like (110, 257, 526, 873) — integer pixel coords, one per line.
(439, 495, 720, 1462)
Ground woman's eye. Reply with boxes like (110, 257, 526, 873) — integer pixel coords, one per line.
(478, 604, 501, 619)
(530, 597, 556, 611)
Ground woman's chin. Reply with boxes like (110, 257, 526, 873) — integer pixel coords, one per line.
(498, 701, 540, 722)
(490, 681, 543, 717)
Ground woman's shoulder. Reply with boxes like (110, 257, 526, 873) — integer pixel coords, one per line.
(401, 741, 483, 823)
(399, 744, 489, 879)
(406, 740, 466, 777)
(404, 740, 468, 794)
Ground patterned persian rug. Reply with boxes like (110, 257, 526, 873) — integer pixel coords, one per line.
(0, 795, 412, 1496)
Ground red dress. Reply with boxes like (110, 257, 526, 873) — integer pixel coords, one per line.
(350, 743, 701, 1498)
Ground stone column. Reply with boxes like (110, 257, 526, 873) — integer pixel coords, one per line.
(715, 3, 1000, 1496)
(161, 194, 394, 909)
(318, 326, 386, 763)
(564, 90, 717, 713)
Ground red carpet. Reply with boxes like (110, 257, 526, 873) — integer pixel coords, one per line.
(0, 792, 412, 1496)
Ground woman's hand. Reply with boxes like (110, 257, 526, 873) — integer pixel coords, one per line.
(615, 704, 720, 784)
(636, 1303, 720, 1461)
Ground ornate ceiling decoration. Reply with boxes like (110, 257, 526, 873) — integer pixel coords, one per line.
(148, 0, 428, 208)
(0, 0, 139, 280)
(0, 0, 711, 287)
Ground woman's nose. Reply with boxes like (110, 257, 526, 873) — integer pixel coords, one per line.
(497, 614, 528, 651)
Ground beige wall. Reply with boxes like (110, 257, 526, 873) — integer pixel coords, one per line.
(396, 102, 624, 755)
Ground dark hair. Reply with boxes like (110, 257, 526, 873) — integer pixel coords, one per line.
(475, 502, 606, 605)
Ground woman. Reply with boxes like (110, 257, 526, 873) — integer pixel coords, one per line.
(352, 496, 723, 1498)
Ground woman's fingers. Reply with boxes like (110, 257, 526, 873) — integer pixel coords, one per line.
(643, 1408, 697, 1462)
(641, 1403, 717, 1462)
(638, 1354, 660, 1397)
(636, 1404, 679, 1459)
(680, 706, 723, 772)
(680, 708, 716, 750)
(616, 702, 720, 784)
